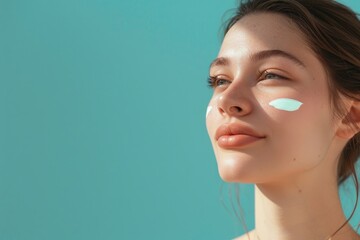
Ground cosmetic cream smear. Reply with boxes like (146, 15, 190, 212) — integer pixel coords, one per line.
(269, 98, 303, 112)
(206, 105, 213, 118)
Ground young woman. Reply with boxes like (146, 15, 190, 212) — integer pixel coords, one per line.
(205, 0, 360, 239)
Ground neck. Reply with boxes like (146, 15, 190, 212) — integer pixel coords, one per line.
(254, 177, 357, 240)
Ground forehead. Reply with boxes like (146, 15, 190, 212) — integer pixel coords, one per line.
(219, 12, 310, 56)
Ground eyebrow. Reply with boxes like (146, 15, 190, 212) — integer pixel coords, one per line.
(209, 49, 306, 70)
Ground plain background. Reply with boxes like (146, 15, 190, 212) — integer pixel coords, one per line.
(1, 0, 360, 239)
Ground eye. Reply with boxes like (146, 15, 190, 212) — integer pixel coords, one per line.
(259, 70, 288, 81)
(207, 76, 231, 89)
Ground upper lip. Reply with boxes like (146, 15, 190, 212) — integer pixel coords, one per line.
(215, 122, 265, 141)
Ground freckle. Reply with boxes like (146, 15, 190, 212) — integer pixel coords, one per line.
(293, 158, 296, 161)
(298, 189, 302, 193)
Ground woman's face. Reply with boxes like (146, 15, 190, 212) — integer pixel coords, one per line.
(206, 13, 340, 183)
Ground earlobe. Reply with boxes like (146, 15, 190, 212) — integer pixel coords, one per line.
(336, 100, 360, 139)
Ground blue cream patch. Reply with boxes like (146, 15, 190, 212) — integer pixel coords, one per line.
(269, 98, 303, 112)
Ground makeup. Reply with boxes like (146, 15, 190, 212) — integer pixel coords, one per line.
(269, 98, 303, 111)
(206, 105, 213, 118)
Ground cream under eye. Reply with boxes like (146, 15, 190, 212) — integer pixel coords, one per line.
(269, 98, 303, 111)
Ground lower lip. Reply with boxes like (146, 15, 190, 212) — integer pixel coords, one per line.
(217, 134, 264, 148)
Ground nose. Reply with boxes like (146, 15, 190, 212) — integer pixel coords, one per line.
(216, 88, 252, 117)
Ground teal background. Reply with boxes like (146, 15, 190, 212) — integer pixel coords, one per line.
(1, 0, 359, 239)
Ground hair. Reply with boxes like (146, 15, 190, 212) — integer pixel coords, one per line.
(221, 0, 360, 239)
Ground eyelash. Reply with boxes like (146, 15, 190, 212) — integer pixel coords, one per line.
(207, 76, 229, 88)
(260, 70, 288, 81)
(207, 70, 287, 89)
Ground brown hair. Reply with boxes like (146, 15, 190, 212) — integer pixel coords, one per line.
(221, 0, 360, 238)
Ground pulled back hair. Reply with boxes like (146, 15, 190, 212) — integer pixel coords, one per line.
(222, 0, 360, 238)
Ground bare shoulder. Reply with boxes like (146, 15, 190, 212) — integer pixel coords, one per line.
(232, 230, 256, 240)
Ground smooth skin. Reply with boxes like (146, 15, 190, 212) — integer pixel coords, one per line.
(206, 13, 360, 240)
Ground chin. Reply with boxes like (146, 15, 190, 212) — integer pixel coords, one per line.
(219, 173, 257, 183)
(219, 173, 242, 183)
(217, 162, 256, 183)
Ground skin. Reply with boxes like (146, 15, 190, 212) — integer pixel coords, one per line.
(206, 13, 360, 240)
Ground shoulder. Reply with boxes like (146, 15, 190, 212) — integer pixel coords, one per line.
(232, 230, 256, 240)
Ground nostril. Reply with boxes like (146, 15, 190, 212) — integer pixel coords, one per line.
(230, 106, 242, 112)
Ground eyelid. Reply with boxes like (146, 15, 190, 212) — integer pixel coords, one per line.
(258, 69, 289, 80)
(207, 75, 231, 88)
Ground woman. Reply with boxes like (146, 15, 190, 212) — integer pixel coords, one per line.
(205, 0, 360, 239)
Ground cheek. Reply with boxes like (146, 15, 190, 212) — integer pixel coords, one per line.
(263, 96, 334, 160)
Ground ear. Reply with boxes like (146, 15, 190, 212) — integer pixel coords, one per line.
(336, 100, 360, 139)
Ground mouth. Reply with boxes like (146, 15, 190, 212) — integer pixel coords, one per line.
(215, 122, 265, 149)
(217, 134, 265, 148)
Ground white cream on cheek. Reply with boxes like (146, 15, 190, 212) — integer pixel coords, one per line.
(206, 96, 220, 119)
(269, 98, 303, 112)
(206, 105, 213, 118)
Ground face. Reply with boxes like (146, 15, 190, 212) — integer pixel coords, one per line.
(206, 13, 340, 184)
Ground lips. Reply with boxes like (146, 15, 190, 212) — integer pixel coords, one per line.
(215, 122, 265, 148)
